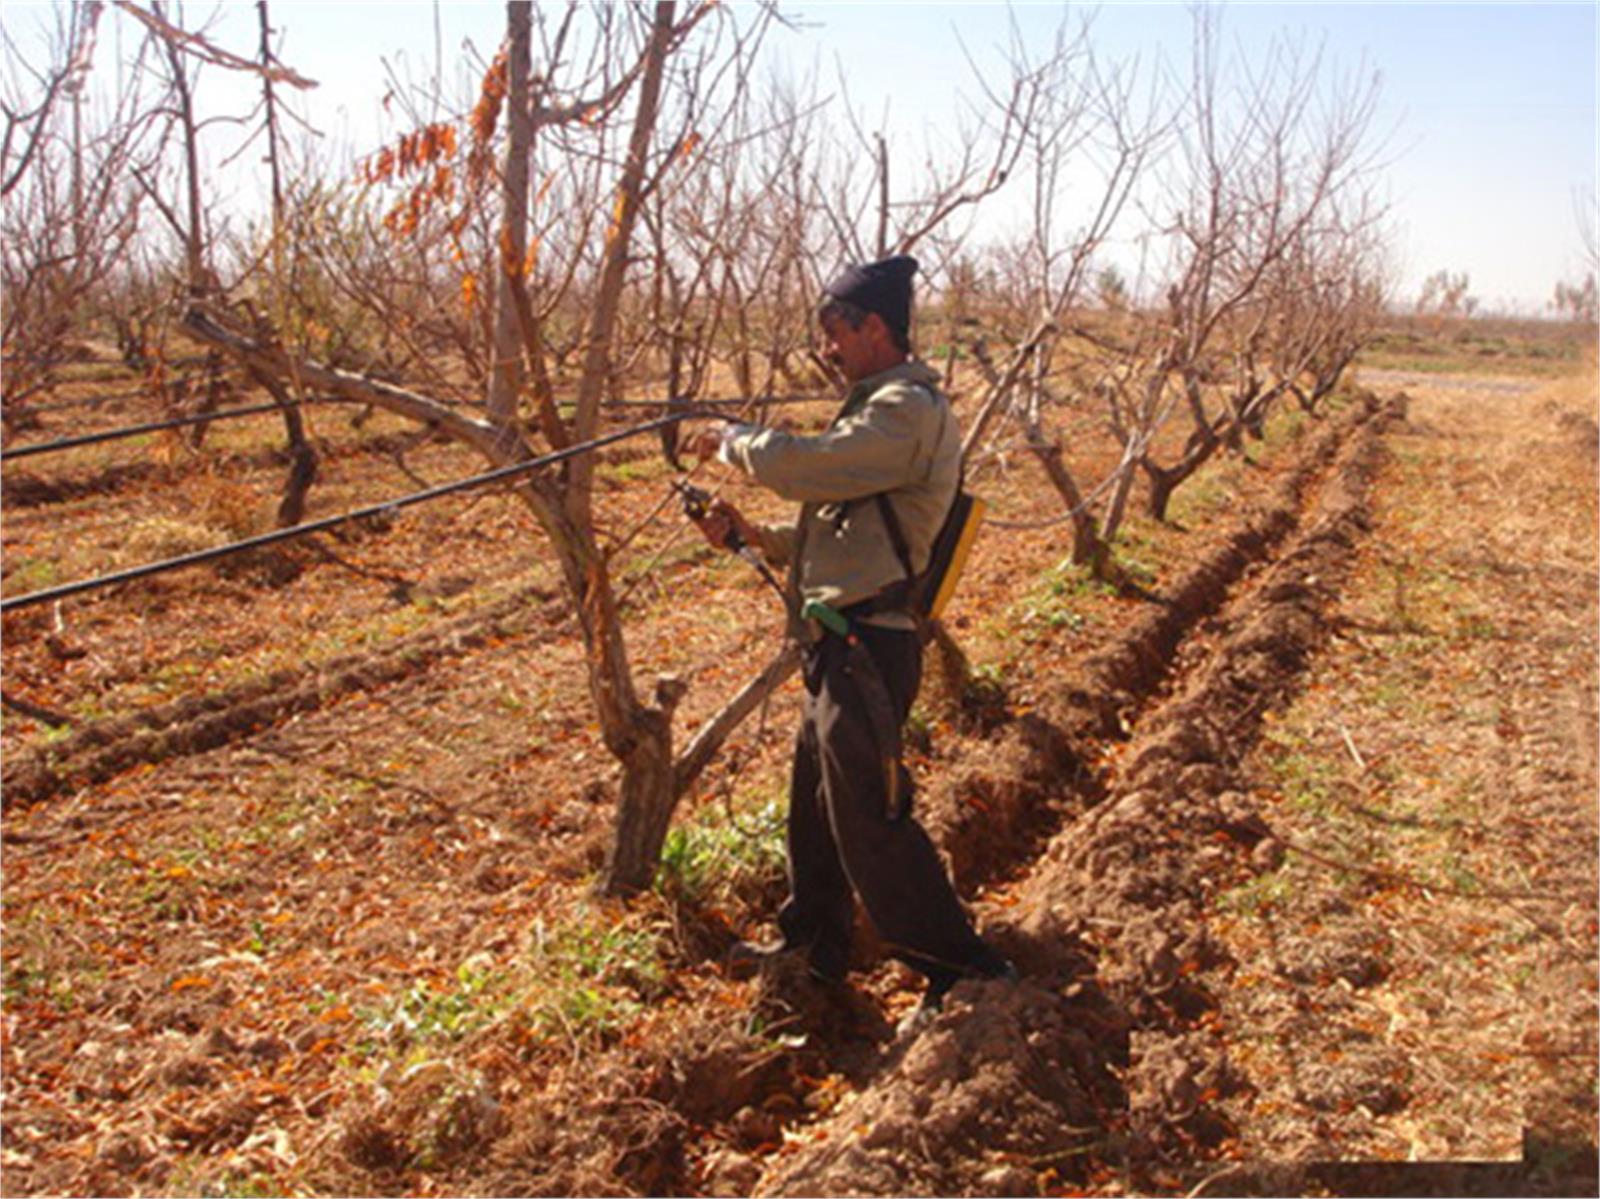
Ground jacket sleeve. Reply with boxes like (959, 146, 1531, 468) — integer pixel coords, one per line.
(721, 384, 938, 503)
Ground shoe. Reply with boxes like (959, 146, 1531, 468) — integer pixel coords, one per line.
(726, 937, 799, 967)
(897, 958, 1018, 1039)
(984, 958, 1019, 983)
(895, 998, 940, 1038)
(726, 938, 847, 985)
(973, 946, 1018, 982)
(895, 970, 956, 1039)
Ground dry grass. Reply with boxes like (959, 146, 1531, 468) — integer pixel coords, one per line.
(2, 338, 1593, 1196)
(1211, 364, 1598, 1178)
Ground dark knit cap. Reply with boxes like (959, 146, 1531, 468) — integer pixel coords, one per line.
(821, 255, 919, 340)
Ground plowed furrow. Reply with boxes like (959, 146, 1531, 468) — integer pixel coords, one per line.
(1, 584, 562, 811)
(757, 396, 1393, 1197)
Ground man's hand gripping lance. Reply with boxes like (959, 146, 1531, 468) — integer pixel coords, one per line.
(673, 480, 788, 603)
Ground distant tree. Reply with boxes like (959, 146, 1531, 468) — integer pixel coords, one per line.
(1552, 274, 1597, 326)
(1416, 268, 1476, 319)
(1556, 185, 1597, 326)
(1576, 183, 1598, 271)
(1096, 265, 1129, 311)
(1124, 10, 1385, 523)
(0, 3, 152, 430)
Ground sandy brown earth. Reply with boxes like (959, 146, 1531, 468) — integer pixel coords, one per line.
(1, 356, 1595, 1197)
(1206, 366, 1599, 1192)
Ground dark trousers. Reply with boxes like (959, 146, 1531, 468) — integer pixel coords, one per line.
(776, 622, 998, 986)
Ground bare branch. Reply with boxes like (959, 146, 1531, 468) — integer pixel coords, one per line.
(111, 0, 318, 89)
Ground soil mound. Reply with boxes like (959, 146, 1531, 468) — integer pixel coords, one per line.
(760, 397, 1392, 1195)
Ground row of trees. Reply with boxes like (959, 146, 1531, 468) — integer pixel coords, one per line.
(4, 2, 1393, 893)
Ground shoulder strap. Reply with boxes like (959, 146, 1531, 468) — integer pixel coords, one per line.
(874, 492, 916, 581)
(871, 385, 954, 583)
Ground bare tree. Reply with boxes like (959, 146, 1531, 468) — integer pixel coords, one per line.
(1553, 274, 1597, 326)
(1124, 13, 1383, 522)
(969, 14, 1162, 567)
(1554, 184, 1596, 326)
(1279, 198, 1390, 413)
(1, 3, 152, 429)
(1416, 267, 1476, 321)
(182, 1, 796, 896)
(1576, 183, 1599, 271)
(250, 0, 318, 526)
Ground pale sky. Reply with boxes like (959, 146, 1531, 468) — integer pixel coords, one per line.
(804, 2, 1598, 314)
(7, 1, 1596, 314)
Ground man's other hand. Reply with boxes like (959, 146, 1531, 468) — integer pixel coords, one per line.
(684, 421, 759, 465)
(682, 427, 726, 462)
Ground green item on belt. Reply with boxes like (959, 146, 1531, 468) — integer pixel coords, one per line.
(801, 598, 851, 637)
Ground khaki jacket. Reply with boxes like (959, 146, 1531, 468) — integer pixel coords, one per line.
(722, 359, 960, 630)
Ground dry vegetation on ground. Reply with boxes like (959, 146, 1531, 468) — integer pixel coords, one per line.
(3, 5, 1596, 1195)
(2, 326, 1595, 1197)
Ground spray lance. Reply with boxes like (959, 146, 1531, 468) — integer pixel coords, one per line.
(672, 480, 789, 603)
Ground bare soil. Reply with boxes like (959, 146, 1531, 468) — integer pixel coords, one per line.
(2, 352, 1594, 1197)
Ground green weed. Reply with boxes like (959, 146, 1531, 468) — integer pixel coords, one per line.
(1110, 525, 1160, 588)
(362, 960, 509, 1047)
(349, 908, 673, 1065)
(1440, 855, 1483, 896)
(2, 905, 99, 1012)
(1265, 405, 1310, 446)
(1013, 558, 1109, 634)
(6, 557, 58, 594)
(1454, 614, 1499, 640)
(656, 794, 785, 905)
(963, 661, 1010, 710)
(600, 456, 669, 485)
(1166, 466, 1240, 526)
(1216, 869, 1294, 916)
(516, 909, 672, 1044)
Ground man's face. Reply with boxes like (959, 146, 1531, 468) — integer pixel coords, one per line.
(819, 310, 884, 383)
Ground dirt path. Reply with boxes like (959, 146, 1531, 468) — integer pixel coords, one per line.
(3, 368, 1592, 1197)
(750, 370, 1599, 1197)
(1205, 367, 1598, 1192)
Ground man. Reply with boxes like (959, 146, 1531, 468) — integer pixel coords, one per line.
(690, 255, 1013, 1023)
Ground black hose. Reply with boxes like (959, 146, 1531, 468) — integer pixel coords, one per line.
(1, 390, 802, 463)
(1, 400, 295, 462)
(0, 412, 714, 615)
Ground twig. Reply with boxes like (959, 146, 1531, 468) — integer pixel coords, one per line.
(1336, 721, 1367, 771)
(112, 1, 318, 88)
(1185, 1163, 1243, 1199)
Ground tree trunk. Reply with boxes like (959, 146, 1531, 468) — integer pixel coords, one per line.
(187, 352, 226, 449)
(1142, 459, 1180, 523)
(1020, 403, 1105, 568)
(1140, 427, 1221, 522)
(470, 1, 682, 896)
(605, 701, 677, 891)
(1099, 435, 1141, 547)
(566, 1, 681, 896)
(248, 367, 318, 527)
(1141, 384, 1223, 521)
